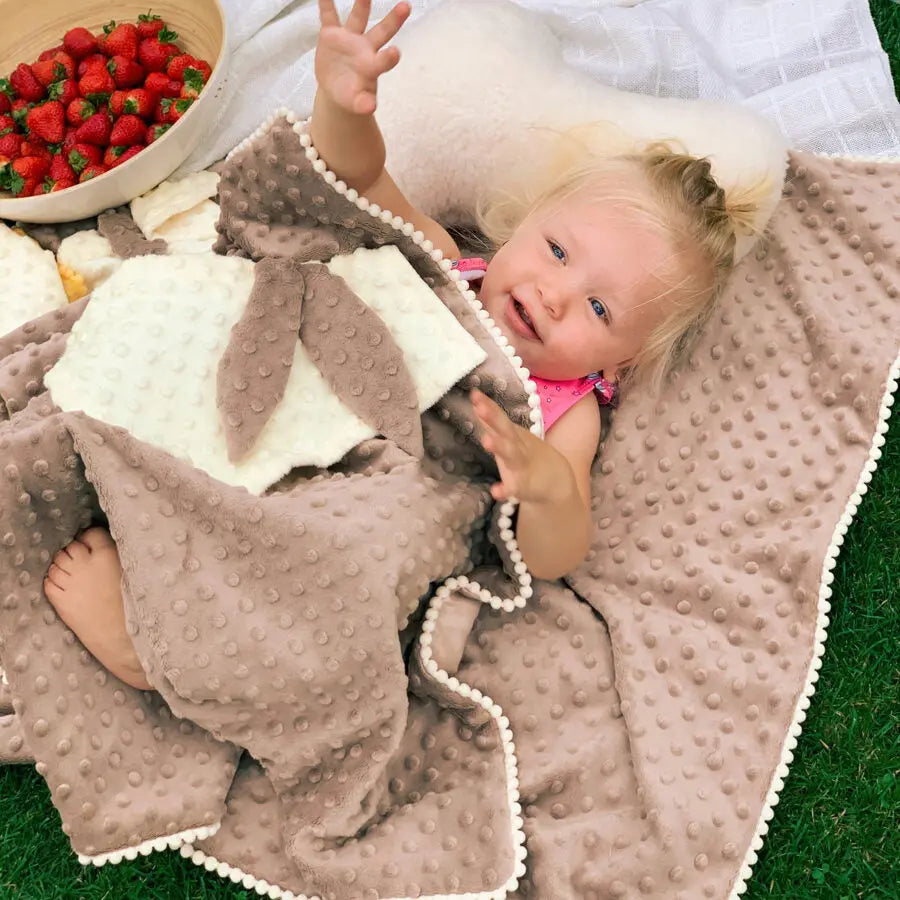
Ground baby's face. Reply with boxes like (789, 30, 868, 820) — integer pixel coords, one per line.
(478, 191, 680, 381)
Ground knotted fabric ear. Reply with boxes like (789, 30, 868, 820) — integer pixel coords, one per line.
(217, 256, 423, 464)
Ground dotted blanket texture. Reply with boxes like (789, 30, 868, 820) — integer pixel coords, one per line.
(0, 113, 896, 900)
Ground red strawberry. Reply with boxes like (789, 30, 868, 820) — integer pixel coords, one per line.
(77, 54, 108, 78)
(109, 91, 126, 116)
(79, 163, 107, 182)
(67, 142, 102, 173)
(166, 55, 197, 82)
(10, 155, 51, 194)
(159, 96, 193, 124)
(113, 144, 143, 167)
(101, 22, 139, 60)
(74, 112, 111, 146)
(192, 59, 212, 82)
(122, 88, 155, 118)
(37, 46, 61, 62)
(109, 114, 145, 146)
(51, 177, 77, 192)
(19, 137, 52, 162)
(138, 29, 180, 73)
(63, 27, 98, 60)
(145, 122, 170, 144)
(0, 92, 9, 115)
(32, 60, 67, 88)
(180, 68, 206, 100)
(25, 101, 65, 143)
(78, 70, 115, 102)
(10, 64, 45, 102)
(0, 114, 14, 134)
(66, 97, 95, 126)
(47, 77, 79, 106)
(143, 71, 180, 98)
(45, 51, 76, 80)
(0, 131, 24, 163)
(61, 126, 79, 152)
(107, 55, 144, 89)
(50, 154, 76, 183)
(137, 13, 166, 40)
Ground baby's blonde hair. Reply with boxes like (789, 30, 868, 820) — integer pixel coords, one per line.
(476, 123, 768, 394)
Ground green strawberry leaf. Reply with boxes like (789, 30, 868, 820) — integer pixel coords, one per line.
(159, 27, 179, 43)
(47, 142, 62, 154)
(85, 91, 111, 105)
(0, 127, 11, 138)
(47, 81, 65, 100)
(110, 145, 127, 159)
(0, 162, 10, 191)
(103, 20, 116, 35)
(54, 63, 66, 80)
(7, 169, 24, 195)
(11, 105, 31, 128)
(183, 68, 204, 93)
(139, 12, 161, 23)
(174, 98, 194, 114)
(0, 78, 13, 99)
(42, 176, 54, 193)
(68, 149, 88, 174)
(160, 97, 174, 114)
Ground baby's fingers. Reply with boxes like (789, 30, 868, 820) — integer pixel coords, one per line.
(367, 1, 411, 49)
(371, 45, 401, 77)
(318, 0, 340, 28)
(345, 0, 373, 33)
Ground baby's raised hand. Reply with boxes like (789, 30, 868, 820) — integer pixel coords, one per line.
(471, 389, 573, 505)
(316, 0, 410, 116)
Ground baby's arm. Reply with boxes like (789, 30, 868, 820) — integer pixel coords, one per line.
(472, 391, 599, 581)
(311, 0, 459, 258)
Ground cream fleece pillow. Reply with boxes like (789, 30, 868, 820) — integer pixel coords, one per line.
(378, 0, 788, 262)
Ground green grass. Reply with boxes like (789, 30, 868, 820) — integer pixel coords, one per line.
(2, 5, 900, 898)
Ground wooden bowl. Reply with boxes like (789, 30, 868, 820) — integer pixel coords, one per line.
(0, 0, 227, 223)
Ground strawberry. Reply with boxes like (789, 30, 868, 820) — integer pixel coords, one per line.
(145, 122, 170, 144)
(0, 131, 24, 163)
(122, 88, 155, 118)
(0, 92, 9, 115)
(47, 78, 79, 106)
(138, 29, 180, 73)
(45, 51, 76, 80)
(78, 70, 115, 102)
(191, 59, 212, 82)
(37, 46, 61, 63)
(68, 142, 102, 173)
(107, 55, 144, 89)
(79, 163, 107, 182)
(0, 114, 14, 134)
(77, 54, 108, 78)
(113, 144, 143, 167)
(159, 96, 193, 124)
(19, 137, 52, 163)
(9, 155, 51, 194)
(32, 60, 68, 88)
(61, 126, 79, 152)
(109, 91, 126, 116)
(143, 71, 180, 98)
(63, 27, 98, 60)
(74, 112, 111, 146)
(50, 154, 76, 183)
(180, 68, 206, 101)
(137, 13, 166, 40)
(101, 22, 140, 61)
(25, 101, 65, 143)
(166, 54, 197, 82)
(50, 177, 77, 192)
(66, 97, 95, 126)
(103, 144, 126, 167)
(10, 64, 46, 102)
(109, 114, 145, 146)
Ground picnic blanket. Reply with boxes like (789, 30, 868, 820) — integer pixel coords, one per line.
(0, 112, 897, 899)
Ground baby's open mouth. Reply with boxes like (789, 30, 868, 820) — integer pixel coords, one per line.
(509, 296, 540, 341)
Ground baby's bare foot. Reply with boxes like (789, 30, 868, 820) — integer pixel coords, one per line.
(44, 528, 152, 691)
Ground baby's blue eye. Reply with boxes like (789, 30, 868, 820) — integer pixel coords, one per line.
(548, 241, 565, 261)
(590, 298, 608, 320)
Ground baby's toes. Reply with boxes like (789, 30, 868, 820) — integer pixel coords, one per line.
(77, 527, 115, 553)
(44, 564, 69, 601)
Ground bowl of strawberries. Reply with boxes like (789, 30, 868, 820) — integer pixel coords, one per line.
(0, 0, 227, 223)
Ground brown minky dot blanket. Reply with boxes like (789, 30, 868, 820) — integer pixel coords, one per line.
(0, 114, 897, 900)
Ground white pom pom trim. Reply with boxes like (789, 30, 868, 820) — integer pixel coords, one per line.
(728, 346, 898, 900)
(77, 821, 221, 867)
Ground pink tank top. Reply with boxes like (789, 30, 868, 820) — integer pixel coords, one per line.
(451, 258, 618, 430)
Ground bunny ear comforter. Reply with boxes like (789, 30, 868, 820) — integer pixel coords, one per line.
(0, 113, 897, 900)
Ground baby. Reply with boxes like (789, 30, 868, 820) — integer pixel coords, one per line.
(42, 0, 757, 690)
